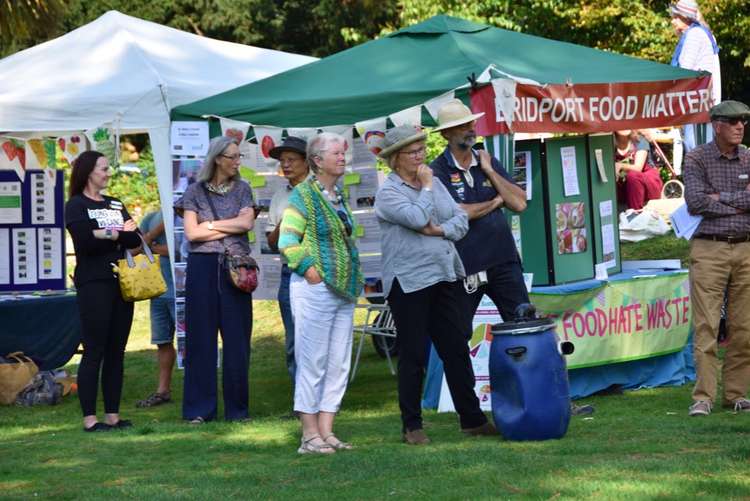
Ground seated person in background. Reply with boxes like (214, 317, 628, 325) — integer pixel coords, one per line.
(614, 130, 664, 210)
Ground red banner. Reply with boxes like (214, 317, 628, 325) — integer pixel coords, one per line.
(471, 76, 712, 135)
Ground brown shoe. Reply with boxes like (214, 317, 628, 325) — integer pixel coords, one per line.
(403, 428, 430, 445)
(461, 421, 498, 436)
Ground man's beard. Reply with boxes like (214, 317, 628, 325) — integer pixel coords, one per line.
(456, 133, 477, 150)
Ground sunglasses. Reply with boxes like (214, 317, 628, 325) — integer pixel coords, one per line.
(715, 117, 748, 126)
(336, 209, 353, 237)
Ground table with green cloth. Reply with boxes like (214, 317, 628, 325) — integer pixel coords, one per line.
(0, 292, 81, 371)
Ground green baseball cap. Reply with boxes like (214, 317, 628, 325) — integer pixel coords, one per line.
(709, 100, 750, 120)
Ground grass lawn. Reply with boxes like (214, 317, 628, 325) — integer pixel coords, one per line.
(2, 236, 749, 499)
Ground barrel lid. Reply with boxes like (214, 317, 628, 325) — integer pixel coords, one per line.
(491, 317, 556, 335)
(490, 303, 555, 335)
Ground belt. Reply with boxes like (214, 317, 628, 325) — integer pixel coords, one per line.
(694, 233, 750, 244)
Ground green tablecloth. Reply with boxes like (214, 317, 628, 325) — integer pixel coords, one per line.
(0, 293, 81, 370)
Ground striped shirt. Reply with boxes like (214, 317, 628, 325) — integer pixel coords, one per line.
(678, 27, 721, 104)
(684, 141, 750, 236)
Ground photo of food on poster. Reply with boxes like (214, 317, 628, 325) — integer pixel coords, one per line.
(513, 150, 532, 200)
(556, 202, 587, 254)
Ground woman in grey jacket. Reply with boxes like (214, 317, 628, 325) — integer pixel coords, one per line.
(374, 125, 496, 445)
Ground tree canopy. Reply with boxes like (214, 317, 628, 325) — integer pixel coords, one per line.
(1, 0, 747, 104)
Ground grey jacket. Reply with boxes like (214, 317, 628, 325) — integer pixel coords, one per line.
(375, 172, 468, 297)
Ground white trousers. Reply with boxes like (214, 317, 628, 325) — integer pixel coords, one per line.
(290, 273, 355, 414)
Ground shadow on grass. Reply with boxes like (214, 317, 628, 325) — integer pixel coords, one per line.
(4, 301, 750, 498)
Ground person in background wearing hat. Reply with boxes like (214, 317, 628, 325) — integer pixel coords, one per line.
(684, 100, 750, 416)
(266, 136, 310, 417)
(279, 132, 363, 454)
(431, 99, 595, 416)
(375, 125, 496, 445)
(670, 0, 721, 151)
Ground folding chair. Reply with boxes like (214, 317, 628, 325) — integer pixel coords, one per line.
(350, 303, 397, 382)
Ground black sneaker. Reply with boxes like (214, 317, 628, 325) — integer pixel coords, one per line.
(83, 422, 112, 432)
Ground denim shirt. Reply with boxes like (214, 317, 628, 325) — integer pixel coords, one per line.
(375, 172, 468, 298)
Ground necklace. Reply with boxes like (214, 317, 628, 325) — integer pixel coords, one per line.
(314, 177, 343, 205)
(206, 180, 233, 195)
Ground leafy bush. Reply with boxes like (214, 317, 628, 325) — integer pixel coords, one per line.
(106, 146, 161, 220)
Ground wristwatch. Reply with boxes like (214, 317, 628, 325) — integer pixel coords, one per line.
(208, 221, 215, 230)
(105, 228, 114, 239)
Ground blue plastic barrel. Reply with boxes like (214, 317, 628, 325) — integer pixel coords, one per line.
(489, 310, 572, 441)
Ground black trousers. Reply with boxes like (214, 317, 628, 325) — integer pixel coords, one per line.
(388, 279, 487, 432)
(463, 262, 530, 338)
(76, 279, 134, 416)
(183, 253, 252, 421)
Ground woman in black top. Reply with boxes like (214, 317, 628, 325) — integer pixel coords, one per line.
(65, 151, 142, 432)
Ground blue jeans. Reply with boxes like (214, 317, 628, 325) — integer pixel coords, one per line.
(279, 264, 296, 386)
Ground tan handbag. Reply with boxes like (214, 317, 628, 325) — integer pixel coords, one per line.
(0, 352, 39, 405)
(112, 235, 168, 302)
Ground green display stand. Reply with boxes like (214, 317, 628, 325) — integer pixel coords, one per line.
(503, 136, 609, 285)
(544, 136, 596, 284)
(503, 140, 550, 285)
(586, 134, 621, 275)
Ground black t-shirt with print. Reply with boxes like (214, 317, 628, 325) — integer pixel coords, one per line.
(64, 194, 141, 286)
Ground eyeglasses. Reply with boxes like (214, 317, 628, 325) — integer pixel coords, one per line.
(399, 146, 426, 159)
(336, 209, 353, 237)
(220, 153, 245, 161)
(715, 117, 748, 126)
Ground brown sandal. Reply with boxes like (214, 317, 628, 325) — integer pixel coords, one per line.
(136, 391, 171, 408)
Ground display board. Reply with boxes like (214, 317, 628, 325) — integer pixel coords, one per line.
(505, 140, 549, 285)
(587, 134, 622, 275)
(508, 135, 619, 286)
(0, 169, 66, 292)
(545, 136, 596, 284)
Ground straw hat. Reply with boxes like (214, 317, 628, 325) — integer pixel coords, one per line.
(377, 125, 427, 159)
(670, 0, 699, 21)
(432, 98, 485, 132)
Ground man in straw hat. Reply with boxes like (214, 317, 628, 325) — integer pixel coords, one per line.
(266, 136, 310, 418)
(430, 98, 530, 334)
(684, 100, 750, 417)
(431, 99, 596, 416)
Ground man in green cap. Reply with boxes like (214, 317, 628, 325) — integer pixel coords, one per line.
(684, 100, 750, 416)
